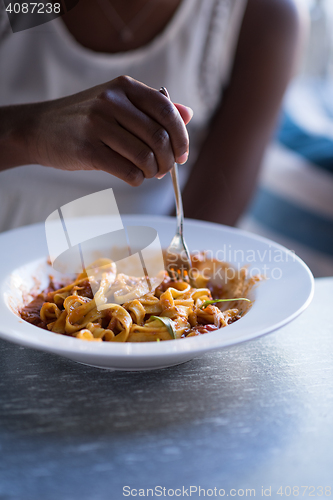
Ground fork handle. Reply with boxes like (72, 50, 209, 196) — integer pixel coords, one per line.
(170, 162, 184, 237)
(159, 87, 184, 237)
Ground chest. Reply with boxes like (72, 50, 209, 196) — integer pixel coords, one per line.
(61, 0, 182, 54)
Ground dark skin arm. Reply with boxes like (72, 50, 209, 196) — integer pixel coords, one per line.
(0, 77, 192, 184)
(182, 0, 303, 226)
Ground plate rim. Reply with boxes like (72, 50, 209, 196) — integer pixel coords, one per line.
(0, 215, 315, 364)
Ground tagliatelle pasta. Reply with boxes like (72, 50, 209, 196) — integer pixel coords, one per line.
(20, 254, 260, 342)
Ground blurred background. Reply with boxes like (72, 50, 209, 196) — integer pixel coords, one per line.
(238, 0, 333, 277)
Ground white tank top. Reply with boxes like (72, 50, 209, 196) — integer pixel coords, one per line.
(0, 0, 247, 231)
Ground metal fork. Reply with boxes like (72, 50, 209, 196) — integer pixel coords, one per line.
(159, 87, 193, 284)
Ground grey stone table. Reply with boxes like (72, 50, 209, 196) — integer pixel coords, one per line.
(0, 278, 332, 500)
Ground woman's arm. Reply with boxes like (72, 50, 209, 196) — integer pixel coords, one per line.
(0, 76, 192, 185)
(0, 104, 40, 169)
(182, 0, 304, 226)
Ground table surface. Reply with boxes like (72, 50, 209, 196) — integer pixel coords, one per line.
(0, 278, 332, 500)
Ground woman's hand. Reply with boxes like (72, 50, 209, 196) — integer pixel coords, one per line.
(27, 76, 192, 185)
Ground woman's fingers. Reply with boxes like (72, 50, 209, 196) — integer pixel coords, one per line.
(119, 77, 190, 164)
(102, 97, 174, 177)
(174, 103, 194, 126)
(91, 143, 145, 186)
(98, 117, 159, 179)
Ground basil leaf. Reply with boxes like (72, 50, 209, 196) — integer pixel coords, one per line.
(150, 315, 177, 339)
(200, 298, 251, 310)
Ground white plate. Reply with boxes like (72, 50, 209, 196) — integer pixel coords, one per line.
(0, 216, 314, 371)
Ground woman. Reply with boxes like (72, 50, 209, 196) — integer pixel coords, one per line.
(0, 0, 302, 231)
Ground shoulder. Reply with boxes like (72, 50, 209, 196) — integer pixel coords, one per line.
(246, 0, 303, 24)
(236, 0, 308, 72)
(242, 0, 305, 42)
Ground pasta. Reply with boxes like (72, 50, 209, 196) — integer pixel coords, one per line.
(20, 254, 259, 342)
